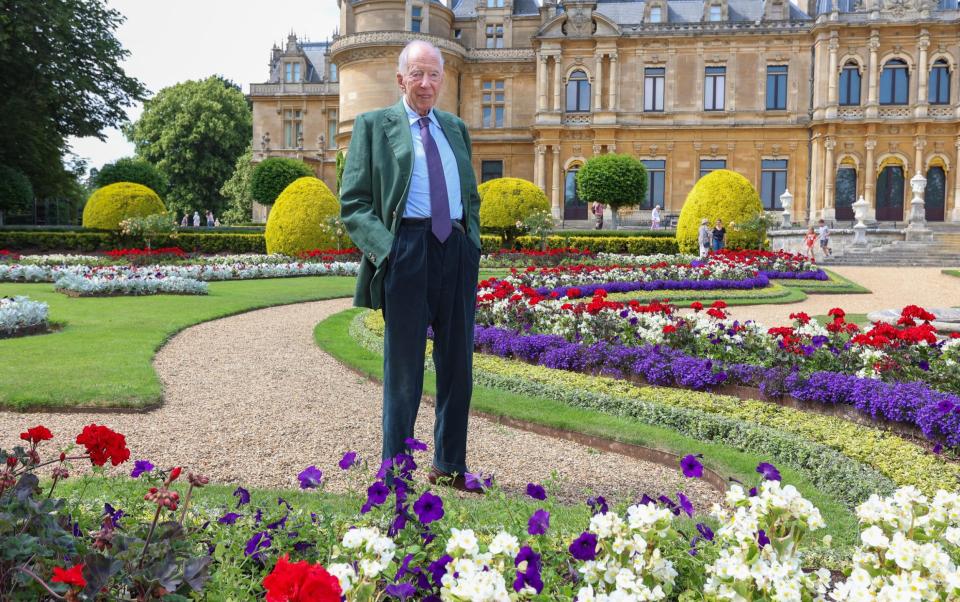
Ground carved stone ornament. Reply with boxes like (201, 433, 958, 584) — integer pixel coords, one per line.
(649, 144, 658, 155)
(709, 144, 720, 156)
(573, 144, 582, 155)
(771, 144, 782, 154)
(564, 7, 594, 38)
(592, 144, 602, 155)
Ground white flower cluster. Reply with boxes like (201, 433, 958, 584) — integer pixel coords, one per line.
(53, 272, 209, 296)
(0, 295, 49, 337)
(14, 254, 107, 267)
(593, 253, 698, 266)
(574, 504, 678, 602)
(830, 486, 960, 601)
(705, 481, 830, 602)
(0, 261, 359, 284)
(439, 528, 517, 602)
(332, 525, 397, 593)
(504, 261, 758, 292)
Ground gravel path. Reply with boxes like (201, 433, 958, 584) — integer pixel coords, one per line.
(1, 298, 719, 507)
(727, 266, 960, 326)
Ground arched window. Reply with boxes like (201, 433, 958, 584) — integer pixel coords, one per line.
(925, 165, 946, 222)
(839, 61, 861, 106)
(565, 70, 591, 112)
(564, 166, 587, 220)
(929, 59, 951, 105)
(835, 162, 857, 220)
(876, 163, 905, 221)
(879, 59, 909, 105)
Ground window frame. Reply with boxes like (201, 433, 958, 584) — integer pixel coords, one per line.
(565, 70, 591, 113)
(760, 159, 788, 210)
(485, 23, 504, 49)
(699, 159, 726, 179)
(644, 67, 665, 112)
(327, 109, 338, 149)
(649, 6, 662, 22)
(481, 160, 504, 183)
(709, 5, 722, 20)
(839, 62, 861, 106)
(879, 59, 910, 106)
(411, 5, 423, 32)
(704, 66, 726, 111)
(765, 65, 788, 110)
(282, 108, 303, 148)
(929, 59, 951, 105)
(641, 159, 666, 210)
(481, 80, 506, 128)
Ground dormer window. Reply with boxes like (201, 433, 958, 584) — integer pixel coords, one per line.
(486, 0, 505, 6)
(284, 62, 302, 83)
(650, 6, 662, 22)
(329, 63, 338, 82)
(709, 5, 722, 20)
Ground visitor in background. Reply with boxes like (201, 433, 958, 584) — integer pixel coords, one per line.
(711, 218, 726, 252)
(180, 213, 189, 227)
(817, 219, 832, 258)
(205, 210, 215, 228)
(214, 217, 221, 227)
(192, 211, 200, 228)
(592, 202, 604, 230)
(803, 226, 817, 261)
(698, 218, 711, 258)
(651, 205, 662, 230)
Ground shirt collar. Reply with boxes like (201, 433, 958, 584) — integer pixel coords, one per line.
(402, 97, 440, 129)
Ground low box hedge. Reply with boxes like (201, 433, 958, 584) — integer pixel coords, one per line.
(480, 235, 679, 255)
(0, 230, 269, 254)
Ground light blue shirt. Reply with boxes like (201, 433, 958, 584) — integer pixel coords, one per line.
(402, 97, 463, 220)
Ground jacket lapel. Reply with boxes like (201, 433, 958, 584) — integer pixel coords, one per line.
(383, 101, 413, 202)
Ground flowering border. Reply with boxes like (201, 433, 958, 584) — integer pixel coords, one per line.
(0, 296, 50, 338)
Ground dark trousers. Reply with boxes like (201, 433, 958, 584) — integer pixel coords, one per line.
(382, 220, 480, 475)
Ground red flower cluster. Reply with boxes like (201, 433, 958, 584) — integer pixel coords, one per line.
(263, 555, 343, 602)
(105, 247, 187, 258)
(0, 249, 21, 261)
(298, 248, 361, 261)
(51, 563, 86, 588)
(144, 486, 180, 510)
(492, 247, 593, 257)
(852, 306, 939, 349)
(826, 308, 860, 335)
(75, 424, 130, 467)
(19, 425, 53, 445)
(789, 312, 811, 325)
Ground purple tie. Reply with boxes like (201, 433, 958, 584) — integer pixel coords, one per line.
(418, 116, 452, 243)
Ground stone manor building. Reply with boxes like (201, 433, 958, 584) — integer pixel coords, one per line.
(250, 0, 960, 225)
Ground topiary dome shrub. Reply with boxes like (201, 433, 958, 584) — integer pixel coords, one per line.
(265, 177, 339, 255)
(478, 177, 550, 244)
(251, 157, 314, 206)
(93, 157, 169, 196)
(82, 182, 166, 230)
(676, 169, 764, 253)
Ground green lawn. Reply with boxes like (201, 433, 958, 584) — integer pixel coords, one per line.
(315, 308, 859, 552)
(0, 277, 356, 410)
(944, 269, 960, 279)
(780, 269, 871, 294)
(607, 282, 807, 306)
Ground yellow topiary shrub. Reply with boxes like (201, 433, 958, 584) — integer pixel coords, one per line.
(676, 169, 764, 253)
(478, 177, 549, 242)
(265, 176, 339, 255)
(82, 182, 166, 230)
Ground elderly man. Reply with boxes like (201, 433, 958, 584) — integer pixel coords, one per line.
(340, 40, 482, 492)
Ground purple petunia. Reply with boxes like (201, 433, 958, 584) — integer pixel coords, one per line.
(757, 529, 770, 548)
(465, 472, 493, 491)
(587, 495, 608, 515)
(428, 555, 452, 587)
(367, 480, 390, 506)
(680, 454, 704, 478)
(513, 546, 544, 595)
(696, 522, 715, 541)
(233, 486, 250, 508)
(297, 466, 323, 489)
(104, 503, 124, 527)
(385, 582, 416, 601)
(525, 483, 547, 501)
(130, 460, 154, 478)
(218, 512, 242, 525)
(413, 491, 444, 524)
(404, 437, 428, 452)
(677, 492, 694, 517)
(756, 462, 782, 482)
(569, 531, 598, 561)
(527, 509, 550, 535)
(244, 531, 271, 560)
(339, 451, 358, 470)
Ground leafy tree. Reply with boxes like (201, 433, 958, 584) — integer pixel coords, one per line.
(250, 157, 314, 205)
(219, 146, 255, 224)
(0, 0, 146, 199)
(125, 77, 251, 215)
(94, 157, 169, 197)
(576, 154, 648, 229)
(0, 165, 34, 225)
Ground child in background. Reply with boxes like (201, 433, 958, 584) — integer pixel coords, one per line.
(803, 226, 817, 261)
(817, 219, 832, 257)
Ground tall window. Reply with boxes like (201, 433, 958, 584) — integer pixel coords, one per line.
(839, 62, 861, 105)
(411, 6, 422, 32)
(709, 5, 722, 20)
(835, 166, 857, 220)
(283, 109, 303, 148)
(760, 159, 788, 209)
(642, 160, 666, 210)
(925, 165, 946, 221)
(766, 65, 788, 110)
(704, 66, 726, 111)
(329, 63, 338, 82)
(284, 62, 301, 83)
(481, 160, 503, 183)
(485, 24, 504, 48)
(482, 80, 505, 128)
(565, 70, 591, 112)
(644, 67, 665, 111)
(699, 159, 726, 178)
(649, 6, 662, 22)
(929, 59, 951, 105)
(327, 109, 337, 149)
(564, 167, 587, 220)
(880, 59, 909, 105)
(876, 165, 905, 221)
(486, 0, 504, 6)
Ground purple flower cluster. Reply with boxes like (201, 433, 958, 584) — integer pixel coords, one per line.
(535, 274, 771, 299)
(761, 269, 828, 281)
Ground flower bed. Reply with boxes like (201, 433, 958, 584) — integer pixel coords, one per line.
(6, 423, 960, 600)
(0, 295, 49, 337)
(54, 272, 209, 297)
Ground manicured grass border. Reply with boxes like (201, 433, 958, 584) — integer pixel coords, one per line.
(780, 269, 871, 294)
(943, 269, 960, 279)
(608, 282, 807, 306)
(314, 308, 862, 551)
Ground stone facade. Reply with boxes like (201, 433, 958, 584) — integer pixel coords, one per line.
(250, 0, 960, 226)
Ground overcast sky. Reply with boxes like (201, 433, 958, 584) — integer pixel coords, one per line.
(68, 0, 340, 171)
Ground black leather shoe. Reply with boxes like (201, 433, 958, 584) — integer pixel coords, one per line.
(427, 468, 485, 495)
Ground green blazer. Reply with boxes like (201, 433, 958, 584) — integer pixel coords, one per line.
(340, 100, 481, 309)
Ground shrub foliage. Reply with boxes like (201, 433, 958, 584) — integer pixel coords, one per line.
(576, 154, 648, 225)
(93, 157, 168, 196)
(250, 157, 314, 206)
(478, 177, 550, 243)
(265, 177, 340, 255)
(82, 182, 166, 230)
(676, 169, 764, 253)
(0, 165, 34, 224)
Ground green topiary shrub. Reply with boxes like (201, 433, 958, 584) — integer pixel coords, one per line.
(676, 169, 764, 253)
(93, 157, 168, 196)
(82, 182, 166, 230)
(576, 154, 648, 229)
(265, 177, 339, 255)
(0, 165, 34, 225)
(250, 157, 314, 206)
(478, 177, 550, 245)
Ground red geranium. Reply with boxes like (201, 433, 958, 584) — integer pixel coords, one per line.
(51, 563, 86, 588)
(710, 300, 728, 309)
(789, 312, 811, 325)
(690, 302, 704, 311)
(827, 308, 846, 320)
(76, 424, 130, 467)
(19, 425, 53, 445)
(900, 305, 936, 323)
(662, 324, 678, 335)
(706, 308, 727, 320)
(263, 555, 342, 602)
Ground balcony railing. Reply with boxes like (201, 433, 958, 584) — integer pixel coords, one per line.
(562, 113, 592, 125)
(837, 106, 864, 120)
(877, 106, 912, 119)
(249, 82, 338, 96)
(929, 105, 955, 119)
